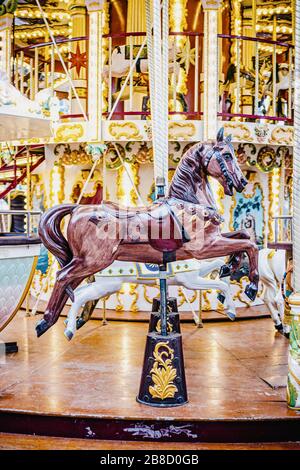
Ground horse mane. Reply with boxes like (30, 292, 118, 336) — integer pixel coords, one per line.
(168, 143, 206, 204)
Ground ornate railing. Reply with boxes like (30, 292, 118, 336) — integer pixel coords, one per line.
(13, 32, 295, 124)
(13, 31, 204, 120)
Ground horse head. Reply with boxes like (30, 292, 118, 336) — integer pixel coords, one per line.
(204, 128, 248, 196)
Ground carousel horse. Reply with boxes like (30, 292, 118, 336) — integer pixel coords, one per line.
(36, 128, 259, 337)
(64, 258, 236, 340)
(103, 42, 179, 79)
(222, 247, 288, 334)
(221, 61, 274, 116)
(258, 248, 287, 334)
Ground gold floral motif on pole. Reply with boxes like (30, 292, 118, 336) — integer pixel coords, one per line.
(149, 342, 178, 400)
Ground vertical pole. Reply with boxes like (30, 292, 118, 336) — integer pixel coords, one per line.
(252, 0, 257, 38)
(254, 41, 259, 115)
(69, 1, 88, 115)
(102, 298, 108, 325)
(34, 47, 39, 96)
(26, 147, 31, 317)
(194, 34, 199, 114)
(202, 1, 222, 140)
(236, 38, 241, 115)
(0, 14, 13, 79)
(85, 0, 105, 141)
(159, 262, 168, 336)
(198, 290, 203, 328)
(287, 0, 300, 409)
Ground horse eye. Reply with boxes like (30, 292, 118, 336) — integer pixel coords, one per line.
(224, 153, 232, 161)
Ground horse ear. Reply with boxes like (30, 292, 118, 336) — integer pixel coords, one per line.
(217, 127, 224, 143)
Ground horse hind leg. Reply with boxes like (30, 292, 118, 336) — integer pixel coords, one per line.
(76, 277, 123, 331)
(36, 257, 92, 337)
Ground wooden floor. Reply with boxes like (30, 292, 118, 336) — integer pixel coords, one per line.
(0, 311, 299, 445)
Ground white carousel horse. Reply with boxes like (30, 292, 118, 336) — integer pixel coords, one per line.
(258, 248, 287, 334)
(64, 258, 236, 340)
(64, 249, 287, 340)
(103, 41, 179, 79)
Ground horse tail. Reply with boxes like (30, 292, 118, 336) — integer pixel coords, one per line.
(38, 204, 77, 268)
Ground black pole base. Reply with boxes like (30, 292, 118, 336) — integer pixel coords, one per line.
(150, 297, 181, 334)
(152, 297, 178, 313)
(4, 342, 18, 354)
(137, 330, 188, 407)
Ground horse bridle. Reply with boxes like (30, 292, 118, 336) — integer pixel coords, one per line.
(202, 145, 235, 189)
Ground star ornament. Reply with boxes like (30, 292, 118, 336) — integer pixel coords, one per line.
(68, 44, 87, 77)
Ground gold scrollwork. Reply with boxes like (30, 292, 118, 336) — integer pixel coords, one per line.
(54, 124, 84, 142)
(269, 127, 293, 146)
(223, 123, 253, 142)
(155, 320, 173, 333)
(108, 122, 143, 140)
(177, 287, 197, 307)
(149, 342, 178, 400)
(202, 289, 212, 311)
(143, 285, 160, 304)
(168, 122, 196, 140)
(232, 277, 251, 307)
(129, 283, 139, 313)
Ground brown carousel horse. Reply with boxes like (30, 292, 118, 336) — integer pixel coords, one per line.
(36, 128, 258, 337)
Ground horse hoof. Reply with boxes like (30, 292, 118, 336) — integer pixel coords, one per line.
(226, 311, 236, 321)
(217, 293, 225, 304)
(36, 319, 49, 337)
(219, 264, 231, 278)
(64, 329, 74, 341)
(244, 284, 258, 302)
(275, 323, 290, 339)
(275, 323, 284, 333)
(76, 318, 86, 330)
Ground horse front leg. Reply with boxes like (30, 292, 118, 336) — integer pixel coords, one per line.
(64, 283, 100, 340)
(243, 242, 259, 302)
(193, 237, 259, 302)
(219, 230, 250, 278)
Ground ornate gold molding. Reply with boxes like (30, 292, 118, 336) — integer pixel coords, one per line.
(108, 122, 143, 140)
(168, 122, 196, 140)
(223, 123, 253, 142)
(149, 342, 178, 400)
(54, 124, 84, 142)
(269, 127, 293, 146)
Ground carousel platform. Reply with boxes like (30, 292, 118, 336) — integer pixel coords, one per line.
(0, 311, 299, 446)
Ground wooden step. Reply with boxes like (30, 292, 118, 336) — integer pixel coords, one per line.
(1, 433, 300, 450)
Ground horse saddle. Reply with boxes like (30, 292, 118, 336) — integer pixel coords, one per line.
(93, 200, 190, 254)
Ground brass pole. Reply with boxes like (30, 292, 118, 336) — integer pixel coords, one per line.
(25, 147, 31, 317)
(102, 298, 108, 326)
(198, 290, 204, 328)
(252, 0, 257, 38)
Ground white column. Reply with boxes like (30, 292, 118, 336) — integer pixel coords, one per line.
(85, 0, 105, 141)
(0, 14, 13, 79)
(287, 0, 300, 409)
(201, 0, 222, 141)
